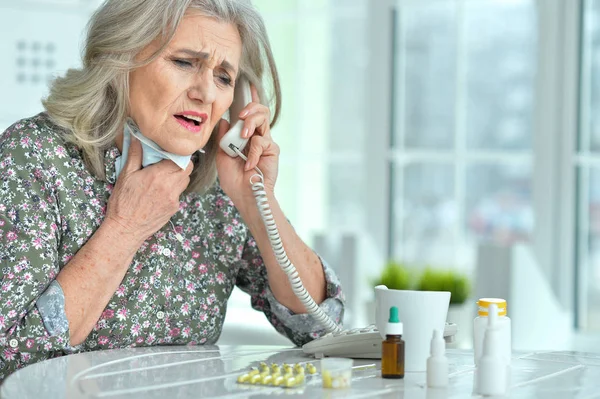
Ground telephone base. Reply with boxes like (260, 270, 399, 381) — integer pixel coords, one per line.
(302, 323, 458, 359)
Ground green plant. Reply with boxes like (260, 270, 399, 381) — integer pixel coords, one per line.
(373, 261, 412, 291)
(416, 268, 471, 305)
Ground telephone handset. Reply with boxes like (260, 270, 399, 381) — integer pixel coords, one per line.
(219, 76, 342, 336)
(219, 76, 253, 157)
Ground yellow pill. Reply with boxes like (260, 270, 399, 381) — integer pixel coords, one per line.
(273, 376, 284, 386)
(236, 374, 250, 383)
(294, 363, 305, 372)
(307, 363, 317, 374)
(322, 370, 332, 388)
(261, 375, 273, 385)
(284, 377, 298, 387)
(260, 371, 270, 379)
(250, 374, 262, 384)
(295, 373, 305, 383)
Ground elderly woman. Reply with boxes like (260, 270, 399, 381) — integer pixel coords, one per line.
(0, 0, 344, 382)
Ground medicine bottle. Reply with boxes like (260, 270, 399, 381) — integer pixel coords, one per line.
(477, 303, 508, 396)
(473, 298, 511, 366)
(426, 329, 448, 388)
(381, 306, 405, 379)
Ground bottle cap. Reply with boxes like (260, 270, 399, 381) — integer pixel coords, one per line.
(430, 329, 445, 357)
(477, 298, 507, 317)
(487, 303, 498, 329)
(482, 304, 501, 357)
(386, 306, 403, 335)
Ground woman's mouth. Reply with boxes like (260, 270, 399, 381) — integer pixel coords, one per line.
(174, 112, 207, 133)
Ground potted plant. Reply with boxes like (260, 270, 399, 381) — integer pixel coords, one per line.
(366, 261, 413, 324)
(373, 261, 412, 291)
(417, 268, 473, 347)
(416, 268, 470, 304)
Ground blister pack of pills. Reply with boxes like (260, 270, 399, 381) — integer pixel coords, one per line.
(236, 362, 317, 388)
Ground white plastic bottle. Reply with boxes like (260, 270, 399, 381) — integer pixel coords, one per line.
(473, 298, 511, 366)
(477, 303, 507, 396)
(426, 329, 448, 388)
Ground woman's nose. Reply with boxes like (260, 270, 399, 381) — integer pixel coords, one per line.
(187, 72, 216, 104)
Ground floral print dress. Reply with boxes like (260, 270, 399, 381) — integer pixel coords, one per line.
(0, 113, 344, 383)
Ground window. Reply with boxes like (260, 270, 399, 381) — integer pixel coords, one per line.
(389, 0, 537, 271)
(227, 0, 372, 328)
(577, 0, 600, 331)
(253, 0, 369, 241)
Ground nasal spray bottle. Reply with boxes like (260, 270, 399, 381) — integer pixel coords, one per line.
(427, 329, 448, 388)
(477, 303, 507, 396)
(474, 298, 511, 366)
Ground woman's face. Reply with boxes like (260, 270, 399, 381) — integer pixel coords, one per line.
(128, 12, 242, 155)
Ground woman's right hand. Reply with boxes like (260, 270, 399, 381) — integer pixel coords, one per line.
(104, 137, 194, 249)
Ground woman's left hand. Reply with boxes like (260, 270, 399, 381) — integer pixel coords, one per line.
(216, 85, 279, 205)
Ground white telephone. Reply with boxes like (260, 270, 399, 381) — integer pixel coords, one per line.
(220, 77, 457, 359)
(219, 76, 342, 335)
(219, 76, 252, 157)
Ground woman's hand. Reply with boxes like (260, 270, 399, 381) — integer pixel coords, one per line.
(216, 85, 279, 205)
(104, 137, 194, 248)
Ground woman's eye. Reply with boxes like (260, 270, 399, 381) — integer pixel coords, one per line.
(173, 59, 193, 68)
(218, 75, 232, 86)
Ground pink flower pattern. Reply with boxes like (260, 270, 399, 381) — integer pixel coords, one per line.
(0, 114, 345, 383)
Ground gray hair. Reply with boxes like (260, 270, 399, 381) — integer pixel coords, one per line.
(43, 0, 281, 193)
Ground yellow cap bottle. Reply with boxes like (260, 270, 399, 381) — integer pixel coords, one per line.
(473, 298, 512, 367)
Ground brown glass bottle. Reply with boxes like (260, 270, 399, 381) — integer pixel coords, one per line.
(381, 334, 405, 378)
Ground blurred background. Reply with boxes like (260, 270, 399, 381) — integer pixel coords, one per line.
(1, 0, 599, 351)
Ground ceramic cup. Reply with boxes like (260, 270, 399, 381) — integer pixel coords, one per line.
(375, 285, 450, 371)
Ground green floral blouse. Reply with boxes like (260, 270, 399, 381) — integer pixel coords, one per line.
(0, 113, 344, 382)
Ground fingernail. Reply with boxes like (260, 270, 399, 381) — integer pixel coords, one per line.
(243, 128, 249, 138)
(240, 110, 249, 118)
(244, 161, 251, 171)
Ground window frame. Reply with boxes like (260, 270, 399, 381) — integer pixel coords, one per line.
(368, 0, 583, 327)
(533, 0, 581, 326)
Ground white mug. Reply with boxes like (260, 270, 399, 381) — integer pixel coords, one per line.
(375, 285, 450, 372)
